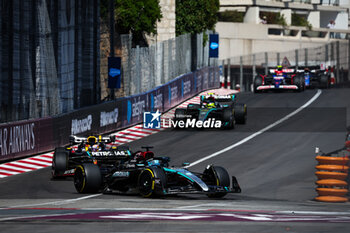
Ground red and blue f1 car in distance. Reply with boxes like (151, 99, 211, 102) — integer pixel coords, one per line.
(51, 135, 126, 178)
(173, 93, 247, 129)
(254, 66, 305, 93)
(73, 146, 241, 198)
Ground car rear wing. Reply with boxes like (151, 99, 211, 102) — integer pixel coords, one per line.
(200, 94, 236, 103)
(269, 68, 295, 74)
(69, 135, 116, 144)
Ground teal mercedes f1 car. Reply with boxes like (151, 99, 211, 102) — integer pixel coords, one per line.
(73, 146, 241, 198)
(173, 93, 247, 129)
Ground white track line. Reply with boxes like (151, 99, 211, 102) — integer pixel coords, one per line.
(187, 89, 322, 168)
(8, 194, 103, 208)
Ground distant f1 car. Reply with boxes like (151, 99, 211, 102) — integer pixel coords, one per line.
(296, 66, 332, 89)
(173, 93, 247, 129)
(73, 146, 241, 198)
(254, 67, 305, 93)
(51, 135, 123, 178)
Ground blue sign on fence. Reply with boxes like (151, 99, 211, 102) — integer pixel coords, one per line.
(209, 34, 219, 58)
(108, 57, 121, 89)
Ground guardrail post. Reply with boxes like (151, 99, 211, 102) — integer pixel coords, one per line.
(253, 54, 256, 92)
(277, 52, 280, 66)
(221, 59, 225, 88)
(227, 58, 231, 89)
(305, 48, 308, 67)
(325, 44, 329, 65)
(336, 41, 340, 83)
(348, 38, 350, 81)
(240, 56, 243, 92)
(264, 52, 268, 75)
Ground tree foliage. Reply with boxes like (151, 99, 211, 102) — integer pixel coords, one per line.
(176, 0, 220, 36)
(100, 0, 162, 46)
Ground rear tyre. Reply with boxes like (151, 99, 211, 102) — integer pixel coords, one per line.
(52, 147, 68, 179)
(74, 163, 102, 193)
(293, 76, 304, 92)
(138, 167, 167, 197)
(253, 76, 263, 93)
(320, 75, 329, 89)
(234, 104, 247, 124)
(207, 166, 230, 198)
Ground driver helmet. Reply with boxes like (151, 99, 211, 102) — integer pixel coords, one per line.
(277, 65, 283, 71)
(92, 144, 99, 152)
(207, 102, 216, 109)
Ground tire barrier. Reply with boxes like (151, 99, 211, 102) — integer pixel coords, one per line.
(315, 155, 349, 203)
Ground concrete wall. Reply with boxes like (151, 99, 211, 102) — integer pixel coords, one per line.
(216, 22, 339, 60)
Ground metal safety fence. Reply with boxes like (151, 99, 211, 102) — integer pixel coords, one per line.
(0, 0, 100, 123)
(100, 32, 212, 98)
(221, 40, 350, 92)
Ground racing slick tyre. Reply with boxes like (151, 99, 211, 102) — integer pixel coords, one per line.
(52, 147, 68, 179)
(207, 166, 230, 198)
(320, 75, 329, 89)
(222, 108, 235, 129)
(234, 103, 247, 124)
(74, 163, 102, 193)
(253, 76, 263, 93)
(293, 75, 304, 92)
(138, 167, 167, 197)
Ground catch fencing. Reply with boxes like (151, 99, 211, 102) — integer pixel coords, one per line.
(115, 32, 211, 97)
(0, 0, 100, 123)
(221, 40, 350, 91)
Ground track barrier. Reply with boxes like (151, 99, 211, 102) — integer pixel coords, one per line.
(315, 152, 350, 203)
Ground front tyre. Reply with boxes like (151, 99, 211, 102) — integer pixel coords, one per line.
(138, 167, 167, 197)
(234, 103, 247, 124)
(74, 163, 102, 193)
(253, 76, 263, 93)
(207, 166, 230, 198)
(52, 147, 68, 179)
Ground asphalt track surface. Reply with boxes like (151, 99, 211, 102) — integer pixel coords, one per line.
(0, 88, 350, 232)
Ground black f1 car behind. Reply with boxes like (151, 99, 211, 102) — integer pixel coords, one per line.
(51, 135, 123, 178)
(173, 93, 247, 129)
(296, 66, 331, 89)
(73, 146, 241, 198)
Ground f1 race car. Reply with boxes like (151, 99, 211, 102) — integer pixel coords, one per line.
(254, 66, 305, 93)
(73, 146, 241, 198)
(296, 66, 331, 89)
(173, 93, 247, 129)
(51, 135, 122, 178)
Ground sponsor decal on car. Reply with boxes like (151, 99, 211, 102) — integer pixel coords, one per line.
(112, 171, 130, 177)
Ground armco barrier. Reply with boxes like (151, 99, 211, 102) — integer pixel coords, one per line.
(0, 67, 220, 162)
(315, 155, 350, 203)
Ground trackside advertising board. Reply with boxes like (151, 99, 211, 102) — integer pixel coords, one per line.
(0, 67, 219, 162)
